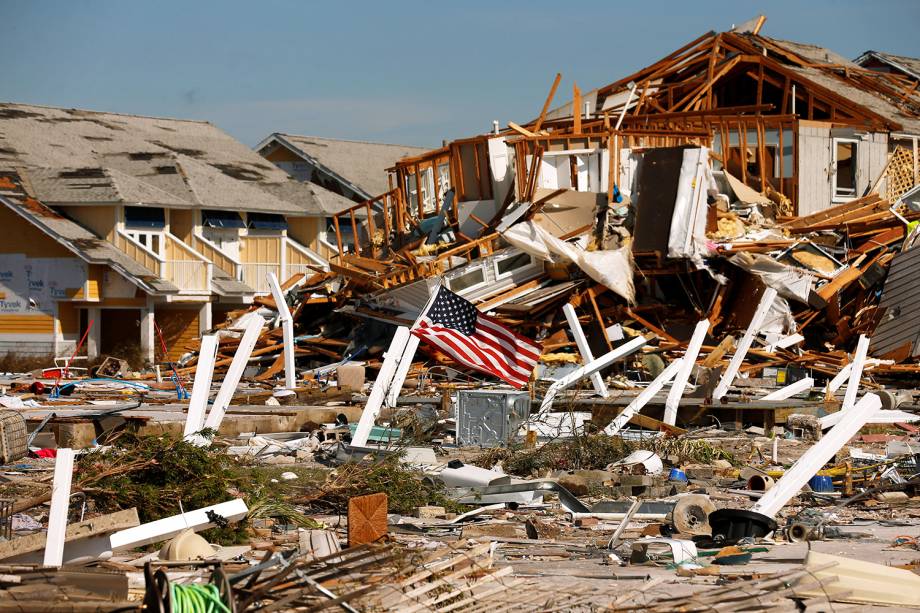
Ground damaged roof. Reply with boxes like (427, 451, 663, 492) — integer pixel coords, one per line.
(260, 133, 430, 199)
(0, 103, 353, 216)
(854, 50, 920, 82)
(0, 171, 178, 295)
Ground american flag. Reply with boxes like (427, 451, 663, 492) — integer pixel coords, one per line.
(411, 286, 542, 389)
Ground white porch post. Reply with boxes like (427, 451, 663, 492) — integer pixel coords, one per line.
(86, 307, 102, 359)
(198, 301, 212, 335)
(139, 301, 155, 365)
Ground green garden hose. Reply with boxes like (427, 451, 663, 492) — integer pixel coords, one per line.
(169, 582, 231, 613)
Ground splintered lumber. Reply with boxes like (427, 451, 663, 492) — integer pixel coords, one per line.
(0, 509, 139, 563)
(347, 493, 388, 547)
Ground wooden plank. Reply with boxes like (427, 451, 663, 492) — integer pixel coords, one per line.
(533, 72, 562, 133)
(0, 508, 139, 562)
(573, 83, 582, 134)
(348, 493, 388, 547)
(507, 121, 536, 138)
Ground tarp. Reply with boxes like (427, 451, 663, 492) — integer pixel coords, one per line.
(502, 220, 635, 303)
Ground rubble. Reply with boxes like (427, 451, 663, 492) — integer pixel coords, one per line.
(1, 13, 920, 612)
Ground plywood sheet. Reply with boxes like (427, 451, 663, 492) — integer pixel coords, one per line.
(347, 493, 388, 546)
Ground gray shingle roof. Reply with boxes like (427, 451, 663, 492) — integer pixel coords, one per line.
(0, 103, 348, 216)
(267, 133, 430, 198)
(0, 171, 178, 294)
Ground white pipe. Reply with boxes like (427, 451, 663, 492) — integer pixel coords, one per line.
(267, 272, 296, 389)
(201, 315, 265, 436)
(713, 287, 777, 400)
(562, 303, 608, 398)
(752, 393, 881, 518)
(537, 335, 646, 415)
(352, 326, 415, 447)
(604, 358, 683, 436)
(43, 448, 74, 567)
(841, 335, 870, 412)
(184, 334, 218, 439)
(110, 499, 248, 551)
(664, 319, 708, 424)
(760, 376, 814, 401)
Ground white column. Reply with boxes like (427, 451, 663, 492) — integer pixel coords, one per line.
(712, 287, 777, 400)
(752, 393, 881, 518)
(537, 335, 646, 415)
(562, 303, 608, 398)
(385, 334, 421, 408)
(604, 358, 683, 436)
(43, 448, 75, 567)
(352, 326, 415, 447)
(664, 319, 708, 425)
(86, 307, 102, 359)
(198, 301, 212, 335)
(841, 334, 870, 412)
(267, 272, 296, 389)
(184, 335, 218, 439)
(201, 315, 265, 437)
(760, 377, 814, 401)
(139, 303, 156, 365)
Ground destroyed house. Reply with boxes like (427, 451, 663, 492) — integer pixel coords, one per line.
(320, 27, 920, 369)
(0, 103, 356, 362)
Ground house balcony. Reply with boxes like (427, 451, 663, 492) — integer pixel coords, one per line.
(114, 230, 212, 294)
(191, 232, 327, 294)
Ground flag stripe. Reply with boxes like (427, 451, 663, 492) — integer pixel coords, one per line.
(410, 286, 542, 389)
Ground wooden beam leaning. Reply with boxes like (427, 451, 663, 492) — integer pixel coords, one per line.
(533, 72, 562, 133)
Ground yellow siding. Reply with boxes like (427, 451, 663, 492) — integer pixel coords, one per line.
(0, 313, 55, 334)
(287, 217, 321, 251)
(57, 302, 79, 335)
(71, 265, 103, 301)
(157, 309, 199, 362)
(60, 205, 117, 241)
(170, 209, 194, 242)
(0, 206, 72, 257)
(240, 235, 281, 264)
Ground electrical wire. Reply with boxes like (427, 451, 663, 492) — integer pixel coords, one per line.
(170, 582, 230, 613)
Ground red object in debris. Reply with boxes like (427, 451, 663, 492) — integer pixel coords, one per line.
(33, 449, 57, 458)
(896, 422, 920, 433)
(29, 381, 45, 395)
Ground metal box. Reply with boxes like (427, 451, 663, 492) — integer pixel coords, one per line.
(456, 390, 531, 447)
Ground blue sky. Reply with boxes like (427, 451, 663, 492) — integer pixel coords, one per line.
(3, 1, 919, 147)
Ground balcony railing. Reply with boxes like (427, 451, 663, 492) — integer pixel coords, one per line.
(115, 230, 211, 293)
(191, 233, 241, 280)
(241, 262, 279, 293)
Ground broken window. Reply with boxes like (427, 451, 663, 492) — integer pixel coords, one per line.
(833, 138, 858, 200)
(201, 210, 245, 228)
(446, 266, 486, 294)
(406, 174, 419, 217)
(493, 251, 538, 280)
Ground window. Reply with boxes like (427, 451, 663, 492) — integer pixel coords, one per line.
(833, 139, 858, 200)
(494, 251, 536, 279)
(419, 167, 436, 215)
(124, 206, 165, 229)
(247, 213, 288, 230)
(202, 210, 245, 228)
(446, 266, 486, 294)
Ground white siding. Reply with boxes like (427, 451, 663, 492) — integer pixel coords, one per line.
(857, 132, 888, 196)
(797, 124, 832, 216)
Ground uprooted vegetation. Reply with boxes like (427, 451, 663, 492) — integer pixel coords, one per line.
(471, 433, 736, 477)
(296, 454, 468, 515)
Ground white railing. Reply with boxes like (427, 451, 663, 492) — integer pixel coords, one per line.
(163, 260, 210, 292)
(287, 237, 330, 271)
(191, 232, 242, 279)
(241, 263, 280, 294)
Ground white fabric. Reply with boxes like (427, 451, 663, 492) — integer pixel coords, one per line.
(503, 221, 635, 303)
